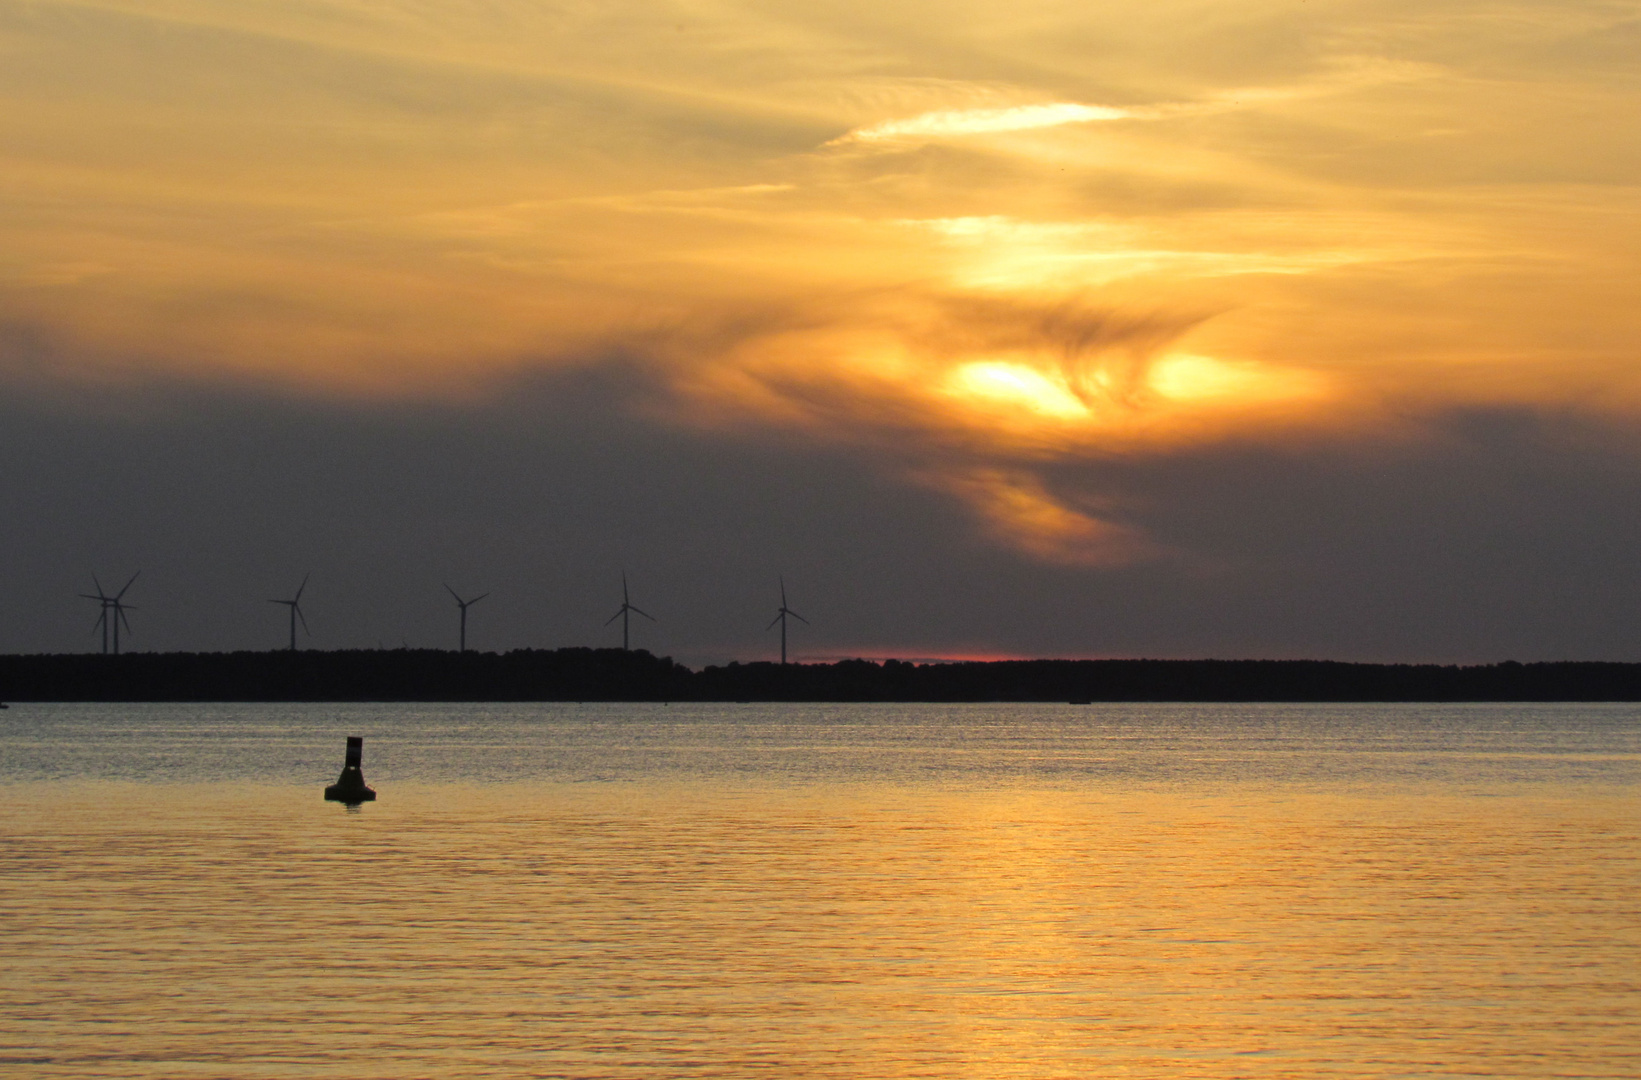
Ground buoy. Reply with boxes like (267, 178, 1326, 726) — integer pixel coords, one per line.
(324, 736, 376, 803)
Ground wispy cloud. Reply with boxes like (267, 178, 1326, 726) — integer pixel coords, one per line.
(935, 468, 1152, 566)
(832, 102, 1133, 144)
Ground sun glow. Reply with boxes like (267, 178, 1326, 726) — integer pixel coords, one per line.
(949, 362, 1091, 420)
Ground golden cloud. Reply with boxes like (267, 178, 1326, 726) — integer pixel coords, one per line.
(2, 0, 1637, 561)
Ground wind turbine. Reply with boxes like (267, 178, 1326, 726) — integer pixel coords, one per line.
(766, 576, 808, 665)
(80, 572, 139, 655)
(268, 574, 310, 652)
(605, 572, 654, 651)
(444, 584, 488, 653)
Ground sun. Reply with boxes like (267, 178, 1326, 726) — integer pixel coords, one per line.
(948, 361, 1091, 420)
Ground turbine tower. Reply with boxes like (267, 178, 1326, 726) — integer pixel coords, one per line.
(605, 573, 654, 651)
(445, 584, 488, 653)
(766, 576, 808, 665)
(269, 574, 310, 652)
(80, 572, 139, 655)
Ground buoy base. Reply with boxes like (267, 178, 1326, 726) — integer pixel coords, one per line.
(324, 766, 376, 804)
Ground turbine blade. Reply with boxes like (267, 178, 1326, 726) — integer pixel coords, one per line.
(470, 593, 489, 605)
(295, 573, 309, 602)
(766, 614, 783, 631)
(789, 610, 810, 625)
(444, 583, 462, 604)
(605, 609, 624, 625)
(116, 571, 140, 599)
(92, 574, 105, 596)
(79, 594, 104, 602)
(780, 576, 787, 606)
(631, 606, 655, 621)
(296, 606, 310, 633)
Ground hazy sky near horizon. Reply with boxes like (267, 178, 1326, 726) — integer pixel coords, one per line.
(3, 0, 1640, 662)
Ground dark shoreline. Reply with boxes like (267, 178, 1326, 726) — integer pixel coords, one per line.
(4, 648, 1641, 702)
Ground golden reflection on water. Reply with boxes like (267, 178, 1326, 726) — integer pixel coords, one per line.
(2, 782, 1636, 1078)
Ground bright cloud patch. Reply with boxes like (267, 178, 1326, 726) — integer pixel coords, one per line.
(838, 103, 1132, 144)
(950, 362, 1091, 420)
(1148, 354, 1327, 406)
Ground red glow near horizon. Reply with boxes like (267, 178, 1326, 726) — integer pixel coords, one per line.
(792, 652, 1100, 666)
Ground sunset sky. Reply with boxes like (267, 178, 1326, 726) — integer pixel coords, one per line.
(3, 0, 1639, 662)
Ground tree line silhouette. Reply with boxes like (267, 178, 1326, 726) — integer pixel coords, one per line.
(5, 649, 1641, 701)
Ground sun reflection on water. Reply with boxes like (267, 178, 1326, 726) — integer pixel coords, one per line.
(1, 702, 1636, 1078)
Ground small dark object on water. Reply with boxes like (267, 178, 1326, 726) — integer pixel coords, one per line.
(324, 736, 376, 803)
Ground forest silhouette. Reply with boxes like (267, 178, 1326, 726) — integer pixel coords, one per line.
(4, 649, 1641, 701)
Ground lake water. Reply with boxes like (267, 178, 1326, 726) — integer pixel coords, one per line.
(1, 702, 1638, 1078)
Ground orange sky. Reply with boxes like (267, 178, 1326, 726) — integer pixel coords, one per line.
(3, 0, 1638, 564)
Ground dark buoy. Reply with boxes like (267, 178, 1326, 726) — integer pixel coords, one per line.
(324, 736, 376, 803)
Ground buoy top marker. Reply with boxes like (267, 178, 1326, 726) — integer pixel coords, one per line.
(324, 735, 376, 804)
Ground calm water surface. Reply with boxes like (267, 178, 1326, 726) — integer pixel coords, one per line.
(1, 702, 1637, 1078)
